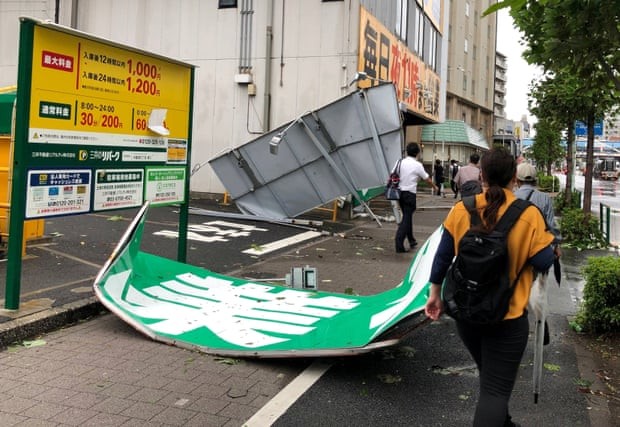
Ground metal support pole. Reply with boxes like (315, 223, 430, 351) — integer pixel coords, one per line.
(299, 118, 383, 227)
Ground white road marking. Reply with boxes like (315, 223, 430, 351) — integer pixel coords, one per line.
(242, 230, 322, 255)
(243, 360, 331, 427)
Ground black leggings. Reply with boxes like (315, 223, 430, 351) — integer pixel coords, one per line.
(456, 314, 529, 427)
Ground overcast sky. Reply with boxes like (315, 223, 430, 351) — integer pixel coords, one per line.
(495, 9, 542, 125)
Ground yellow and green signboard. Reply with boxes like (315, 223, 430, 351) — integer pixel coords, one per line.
(29, 24, 191, 160)
(7, 17, 195, 309)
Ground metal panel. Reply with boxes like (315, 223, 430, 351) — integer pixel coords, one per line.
(209, 84, 403, 220)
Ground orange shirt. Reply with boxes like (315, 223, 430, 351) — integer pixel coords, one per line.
(443, 189, 554, 319)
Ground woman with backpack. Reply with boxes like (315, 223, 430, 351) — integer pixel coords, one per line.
(424, 147, 555, 427)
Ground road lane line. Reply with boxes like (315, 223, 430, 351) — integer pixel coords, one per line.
(243, 360, 331, 426)
(35, 246, 102, 269)
(242, 231, 322, 255)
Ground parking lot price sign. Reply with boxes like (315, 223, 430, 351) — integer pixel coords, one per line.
(28, 22, 192, 163)
(7, 18, 196, 309)
(14, 17, 195, 216)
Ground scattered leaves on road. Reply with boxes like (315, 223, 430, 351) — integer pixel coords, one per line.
(544, 363, 561, 372)
(215, 357, 242, 365)
(377, 373, 402, 384)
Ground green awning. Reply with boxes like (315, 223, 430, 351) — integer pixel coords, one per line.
(420, 120, 489, 151)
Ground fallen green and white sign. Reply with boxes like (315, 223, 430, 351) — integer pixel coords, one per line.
(93, 203, 441, 357)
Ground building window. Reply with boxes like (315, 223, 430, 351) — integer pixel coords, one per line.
(396, 0, 408, 41)
(463, 74, 468, 92)
(464, 39, 468, 53)
(473, 45, 477, 60)
(465, 2, 470, 17)
(218, 0, 237, 8)
(412, 4, 424, 55)
(428, 27, 438, 71)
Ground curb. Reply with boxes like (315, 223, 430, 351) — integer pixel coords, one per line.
(0, 297, 107, 348)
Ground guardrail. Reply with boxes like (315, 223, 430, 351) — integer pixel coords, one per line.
(599, 203, 617, 245)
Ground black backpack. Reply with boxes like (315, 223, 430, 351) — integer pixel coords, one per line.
(442, 196, 531, 325)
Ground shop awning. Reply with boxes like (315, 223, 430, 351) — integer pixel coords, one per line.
(420, 120, 489, 151)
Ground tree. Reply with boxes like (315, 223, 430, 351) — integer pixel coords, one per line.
(486, 0, 620, 93)
(529, 118, 563, 174)
(486, 0, 620, 213)
(528, 74, 578, 199)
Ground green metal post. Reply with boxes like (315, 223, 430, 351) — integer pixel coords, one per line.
(606, 204, 611, 245)
(177, 67, 196, 263)
(5, 19, 34, 310)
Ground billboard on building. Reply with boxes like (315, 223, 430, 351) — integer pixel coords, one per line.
(357, 6, 440, 123)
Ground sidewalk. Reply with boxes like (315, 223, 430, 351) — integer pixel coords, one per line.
(0, 191, 615, 425)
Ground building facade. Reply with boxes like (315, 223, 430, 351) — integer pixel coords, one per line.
(0, 0, 445, 195)
(494, 50, 507, 120)
(604, 112, 620, 141)
(444, 0, 496, 144)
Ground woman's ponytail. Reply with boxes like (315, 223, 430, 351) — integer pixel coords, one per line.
(479, 147, 516, 231)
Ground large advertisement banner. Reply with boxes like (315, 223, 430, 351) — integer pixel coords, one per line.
(358, 7, 440, 123)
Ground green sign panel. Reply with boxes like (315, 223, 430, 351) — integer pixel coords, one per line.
(94, 204, 441, 357)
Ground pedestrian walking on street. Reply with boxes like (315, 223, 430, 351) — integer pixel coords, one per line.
(393, 142, 438, 253)
(514, 162, 562, 347)
(455, 153, 482, 197)
(450, 159, 459, 198)
(514, 162, 561, 247)
(434, 159, 445, 197)
(424, 147, 555, 427)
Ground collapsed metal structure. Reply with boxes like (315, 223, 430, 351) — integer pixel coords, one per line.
(209, 84, 403, 224)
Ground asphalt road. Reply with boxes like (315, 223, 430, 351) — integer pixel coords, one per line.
(0, 196, 612, 426)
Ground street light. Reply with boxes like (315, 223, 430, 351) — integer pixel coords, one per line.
(269, 114, 307, 155)
(348, 71, 392, 87)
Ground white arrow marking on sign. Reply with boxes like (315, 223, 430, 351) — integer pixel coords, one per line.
(368, 227, 441, 337)
(103, 270, 360, 348)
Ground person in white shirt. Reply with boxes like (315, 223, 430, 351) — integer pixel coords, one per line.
(393, 142, 438, 253)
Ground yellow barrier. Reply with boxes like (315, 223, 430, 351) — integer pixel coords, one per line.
(313, 199, 339, 222)
(0, 135, 45, 256)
